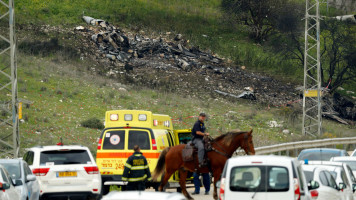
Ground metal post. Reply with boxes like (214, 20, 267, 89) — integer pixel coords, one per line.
(0, 0, 19, 158)
(302, 0, 323, 136)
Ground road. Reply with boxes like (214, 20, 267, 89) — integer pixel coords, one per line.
(156, 187, 214, 200)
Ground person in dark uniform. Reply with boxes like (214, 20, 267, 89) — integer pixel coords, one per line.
(191, 113, 209, 167)
(122, 145, 152, 191)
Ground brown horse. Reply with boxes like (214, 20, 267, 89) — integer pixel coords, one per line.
(152, 129, 255, 200)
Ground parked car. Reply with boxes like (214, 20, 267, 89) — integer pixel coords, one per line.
(331, 157, 356, 177)
(216, 155, 314, 200)
(304, 161, 356, 200)
(302, 164, 342, 200)
(102, 191, 186, 200)
(0, 164, 21, 200)
(298, 148, 349, 161)
(0, 159, 40, 200)
(350, 150, 356, 157)
(23, 145, 102, 200)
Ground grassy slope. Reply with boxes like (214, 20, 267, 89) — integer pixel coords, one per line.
(17, 54, 354, 155)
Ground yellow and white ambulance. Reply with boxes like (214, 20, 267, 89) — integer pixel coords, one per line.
(96, 110, 193, 193)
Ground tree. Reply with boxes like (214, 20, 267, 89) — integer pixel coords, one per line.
(221, 0, 290, 42)
(277, 19, 356, 93)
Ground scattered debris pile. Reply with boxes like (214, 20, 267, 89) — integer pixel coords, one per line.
(80, 16, 223, 73)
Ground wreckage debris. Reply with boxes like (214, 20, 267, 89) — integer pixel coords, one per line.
(79, 16, 223, 72)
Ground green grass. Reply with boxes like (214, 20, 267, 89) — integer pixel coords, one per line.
(15, 54, 355, 156)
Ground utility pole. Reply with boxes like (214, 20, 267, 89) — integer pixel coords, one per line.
(0, 0, 20, 158)
(302, 0, 323, 136)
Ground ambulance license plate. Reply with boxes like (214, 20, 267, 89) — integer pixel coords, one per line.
(57, 171, 77, 177)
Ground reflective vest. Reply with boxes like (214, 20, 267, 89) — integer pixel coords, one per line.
(122, 152, 152, 182)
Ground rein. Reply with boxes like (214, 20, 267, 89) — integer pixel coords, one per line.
(208, 136, 231, 158)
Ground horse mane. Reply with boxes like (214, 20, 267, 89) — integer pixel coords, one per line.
(214, 129, 249, 146)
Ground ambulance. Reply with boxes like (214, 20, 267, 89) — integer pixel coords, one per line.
(96, 110, 193, 194)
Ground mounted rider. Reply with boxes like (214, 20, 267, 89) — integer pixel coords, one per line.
(191, 113, 209, 167)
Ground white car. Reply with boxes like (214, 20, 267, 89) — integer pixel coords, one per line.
(102, 191, 186, 200)
(305, 161, 355, 200)
(0, 164, 21, 200)
(217, 155, 313, 200)
(303, 164, 342, 200)
(23, 145, 102, 200)
(0, 159, 40, 200)
(331, 157, 356, 177)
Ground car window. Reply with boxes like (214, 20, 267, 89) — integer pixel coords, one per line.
(304, 170, 314, 183)
(324, 171, 338, 189)
(346, 166, 356, 183)
(336, 161, 356, 171)
(0, 162, 21, 179)
(25, 164, 33, 175)
(128, 130, 150, 150)
(103, 131, 125, 150)
(229, 165, 289, 192)
(269, 167, 289, 191)
(0, 168, 9, 183)
(341, 169, 350, 186)
(40, 150, 92, 165)
(319, 171, 329, 186)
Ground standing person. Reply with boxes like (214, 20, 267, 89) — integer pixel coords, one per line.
(191, 113, 209, 167)
(122, 145, 152, 191)
(192, 172, 211, 195)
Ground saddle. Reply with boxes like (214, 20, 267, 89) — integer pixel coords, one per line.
(181, 136, 213, 162)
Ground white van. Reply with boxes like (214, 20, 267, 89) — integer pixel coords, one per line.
(217, 155, 314, 200)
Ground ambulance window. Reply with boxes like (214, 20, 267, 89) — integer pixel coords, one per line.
(167, 131, 173, 146)
(128, 131, 150, 150)
(103, 131, 125, 150)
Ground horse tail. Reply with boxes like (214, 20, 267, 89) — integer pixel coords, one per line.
(152, 147, 171, 181)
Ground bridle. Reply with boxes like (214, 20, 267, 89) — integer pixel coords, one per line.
(208, 132, 252, 158)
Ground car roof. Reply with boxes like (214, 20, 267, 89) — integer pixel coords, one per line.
(103, 191, 185, 200)
(306, 161, 345, 167)
(27, 145, 89, 151)
(331, 156, 356, 161)
(300, 148, 344, 153)
(227, 155, 296, 166)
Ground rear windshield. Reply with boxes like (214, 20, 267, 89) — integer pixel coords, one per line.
(230, 166, 289, 192)
(103, 131, 125, 150)
(298, 151, 341, 161)
(128, 130, 150, 150)
(0, 162, 21, 179)
(40, 150, 91, 165)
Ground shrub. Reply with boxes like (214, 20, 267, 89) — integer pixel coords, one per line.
(81, 118, 104, 129)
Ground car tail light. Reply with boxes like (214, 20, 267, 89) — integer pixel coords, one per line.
(310, 190, 318, 199)
(84, 166, 99, 174)
(219, 178, 225, 200)
(294, 178, 300, 200)
(152, 139, 157, 150)
(33, 168, 50, 176)
(97, 138, 102, 150)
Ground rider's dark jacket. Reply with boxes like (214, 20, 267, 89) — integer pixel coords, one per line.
(191, 120, 206, 139)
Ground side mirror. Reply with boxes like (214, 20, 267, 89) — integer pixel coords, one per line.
(0, 182, 10, 190)
(353, 183, 356, 193)
(339, 183, 346, 190)
(216, 181, 221, 188)
(308, 180, 320, 190)
(26, 174, 36, 182)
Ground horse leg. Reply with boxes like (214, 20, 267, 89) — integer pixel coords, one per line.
(213, 169, 222, 200)
(159, 168, 176, 191)
(179, 168, 193, 200)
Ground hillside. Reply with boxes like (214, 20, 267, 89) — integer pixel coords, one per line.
(4, 0, 355, 154)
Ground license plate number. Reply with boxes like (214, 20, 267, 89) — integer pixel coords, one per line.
(57, 171, 77, 177)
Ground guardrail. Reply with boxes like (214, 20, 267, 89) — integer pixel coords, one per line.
(254, 137, 356, 155)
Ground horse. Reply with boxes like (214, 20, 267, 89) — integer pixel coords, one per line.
(152, 129, 255, 200)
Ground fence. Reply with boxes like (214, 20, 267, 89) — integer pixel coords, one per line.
(253, 137, 356, 156)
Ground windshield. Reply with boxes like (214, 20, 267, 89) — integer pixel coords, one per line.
(298, 151, 341, 161)
(334, 161, 356, 171)
(230, 166, 289, 192)
(304, 171, 314, 183)
(40, 150, 91, 165)
(0, 162, 21, 179)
